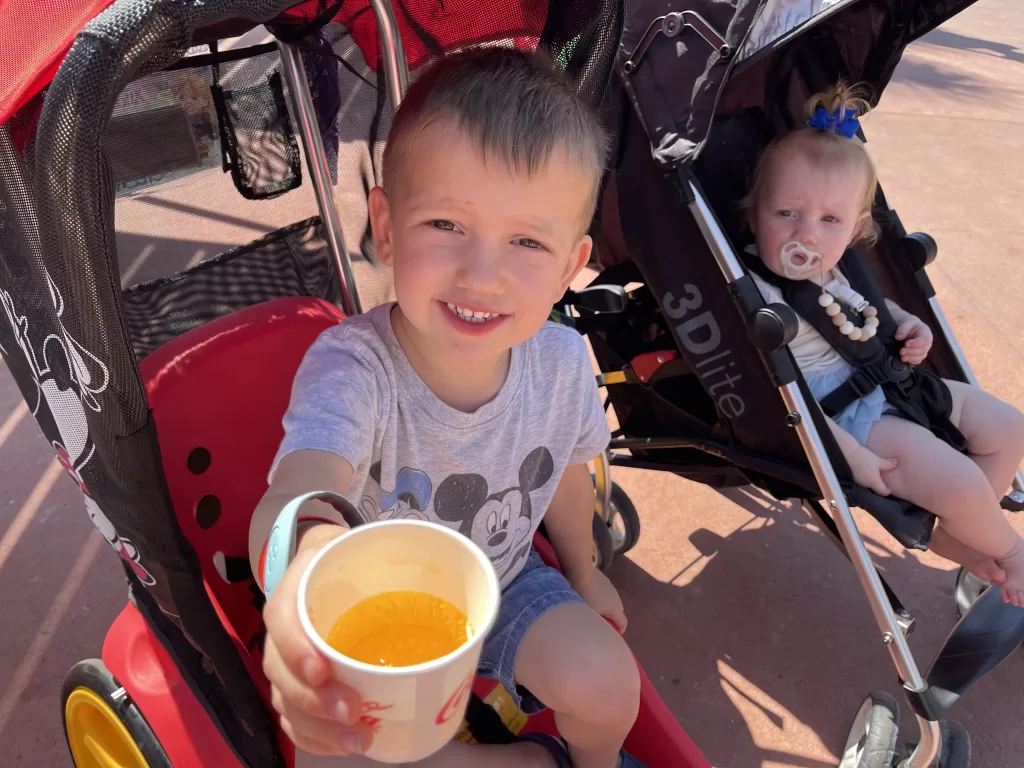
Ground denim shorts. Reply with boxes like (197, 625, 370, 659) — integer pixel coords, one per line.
(806, 363, 896, 446)
(476, 549, 584, 714)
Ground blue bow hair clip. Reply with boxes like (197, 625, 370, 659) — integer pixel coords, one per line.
(808, 106, 860, 138)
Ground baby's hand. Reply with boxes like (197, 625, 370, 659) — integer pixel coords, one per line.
(895, 316, 933, 365)
(262, 529, 374, 756)
(572, 567, 628, 633)
(847, 445, 899, 496)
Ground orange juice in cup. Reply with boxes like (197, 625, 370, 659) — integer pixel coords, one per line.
(299, 519, 500, 764)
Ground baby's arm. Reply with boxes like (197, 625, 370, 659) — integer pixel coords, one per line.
(825, 416, 898, 496)
(884, 299, 933, 365)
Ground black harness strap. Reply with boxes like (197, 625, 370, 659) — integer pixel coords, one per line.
(464, 692, 517, 745)
(745, 248, 967, 453)
(818, 355, 914, 417)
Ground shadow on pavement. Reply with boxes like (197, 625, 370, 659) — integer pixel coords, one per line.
(612, 484, 1024, 768)
(921, 29, 1024, 64)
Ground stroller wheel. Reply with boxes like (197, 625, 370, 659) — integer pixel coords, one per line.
(935, 721, 971, 767)
(953, 567, 990, 618)
(592, 511, 615, 572)
(838, 692, 899, 768)
(62, 659, 170, 768)
(606, 482, 641, 555)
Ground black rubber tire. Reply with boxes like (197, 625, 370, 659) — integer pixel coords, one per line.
(607, 482, 641, 554)
(839, 692, 900, 768)
(61, 658, 171, 768)
(935, 721, 971, 767)
(592, 511, 615, 572)
(897, 720, 972, 767)
(954, 567, 990, 619)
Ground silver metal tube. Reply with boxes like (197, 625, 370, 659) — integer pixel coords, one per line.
(278, 42, 361, 316)
(594, 449, 613, 522)
(901, 715, 942, 768)
(687, 179, 746, 281)
(780, 383, 927, 688)
(368, 0, 410, 110)
(929, 296, 1024, 494)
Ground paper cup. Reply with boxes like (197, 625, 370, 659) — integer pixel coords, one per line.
(298, 520, 501, 764)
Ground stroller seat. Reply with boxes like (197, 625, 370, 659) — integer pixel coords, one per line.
(139, 296, 347, 661)
(134, 295, 708, 767)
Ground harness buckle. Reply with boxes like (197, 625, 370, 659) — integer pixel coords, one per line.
(885, 355, 914, 396)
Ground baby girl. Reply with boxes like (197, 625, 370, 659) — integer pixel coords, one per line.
(742, 83, 1024, 606)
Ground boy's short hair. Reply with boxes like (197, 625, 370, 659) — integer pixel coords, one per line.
(381, 47, 609, 227)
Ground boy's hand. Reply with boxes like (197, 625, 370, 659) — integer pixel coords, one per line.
(847, 445, 898, 497)
(895, 316, 933, 365)
(572, 567, 628, 633)
(262, 526, 374, 756)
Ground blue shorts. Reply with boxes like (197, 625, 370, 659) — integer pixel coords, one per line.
(476, 549, 584, 714)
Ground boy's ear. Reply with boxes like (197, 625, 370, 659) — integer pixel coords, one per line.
(558, 234, 594, 297)
(368, 186, 394, 266)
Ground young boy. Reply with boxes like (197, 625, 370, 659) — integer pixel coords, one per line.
(248, 48, 648, 768)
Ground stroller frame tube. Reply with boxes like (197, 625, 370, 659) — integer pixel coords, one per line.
(369, 0, 411, 110)
(686, 180, 942, 767)
(278, 41, 362, 316)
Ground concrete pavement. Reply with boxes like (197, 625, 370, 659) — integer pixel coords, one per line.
(1, 2, 1022, 766)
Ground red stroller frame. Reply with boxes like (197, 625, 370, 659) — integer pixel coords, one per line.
(0, 0, 706, 766)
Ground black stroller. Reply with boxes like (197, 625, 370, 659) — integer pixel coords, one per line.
(560, 0, 1024, 764)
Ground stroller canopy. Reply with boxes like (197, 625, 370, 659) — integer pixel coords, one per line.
(0, 0, 115, 124)
(619, 0, 979, 167)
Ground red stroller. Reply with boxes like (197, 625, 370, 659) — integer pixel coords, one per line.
(0, 0, 706, 766)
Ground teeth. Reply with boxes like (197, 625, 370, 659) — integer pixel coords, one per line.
(446, 303, 498, 323)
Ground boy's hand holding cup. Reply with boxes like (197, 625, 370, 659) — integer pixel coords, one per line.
(262, 524, 372, 756)
(261, 492, 501, 763)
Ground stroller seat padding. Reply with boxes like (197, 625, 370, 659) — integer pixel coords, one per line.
(139, 296, 346, 658)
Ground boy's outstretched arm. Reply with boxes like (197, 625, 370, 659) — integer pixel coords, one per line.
(248, 449, 355, 583)
(542, 463, 628, 631)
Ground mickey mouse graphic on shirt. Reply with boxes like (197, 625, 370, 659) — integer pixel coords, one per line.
(433, 446, 554, 582)
(360, 462, 433, 522)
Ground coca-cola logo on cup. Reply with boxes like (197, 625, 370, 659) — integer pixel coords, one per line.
(435, 673, 474, 725)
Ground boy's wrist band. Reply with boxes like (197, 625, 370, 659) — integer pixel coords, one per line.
(261, 490, 363, 598)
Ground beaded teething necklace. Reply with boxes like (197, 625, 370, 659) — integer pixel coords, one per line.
(816, 262, 878, 342)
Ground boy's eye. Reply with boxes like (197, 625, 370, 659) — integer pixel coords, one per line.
(514, 237, 544, 250)
(430, 220, 459, 232)
(822, 214, 840, 223)
(776, 209, 794, 218)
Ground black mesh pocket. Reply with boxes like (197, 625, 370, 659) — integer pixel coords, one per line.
(212, 69, 302, 200)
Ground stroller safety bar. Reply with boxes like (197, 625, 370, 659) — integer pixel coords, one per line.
(681, 173, 942, 768)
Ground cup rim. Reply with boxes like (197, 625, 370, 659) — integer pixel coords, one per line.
(297, 519, 502, 676)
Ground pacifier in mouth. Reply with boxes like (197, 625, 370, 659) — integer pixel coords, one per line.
(779, 240, 823, 279)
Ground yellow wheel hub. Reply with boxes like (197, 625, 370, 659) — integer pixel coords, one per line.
(65, 687, 150, 768)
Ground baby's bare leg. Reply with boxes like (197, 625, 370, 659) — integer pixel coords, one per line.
(866, 415, 1024, 605)
(946, 379, 1024, 497)
(515, 602, 641, 768)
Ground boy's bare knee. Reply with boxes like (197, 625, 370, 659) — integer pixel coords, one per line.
(555, 632, 641, 725)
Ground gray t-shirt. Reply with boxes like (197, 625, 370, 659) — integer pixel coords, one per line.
(272, 303, 610, 587)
